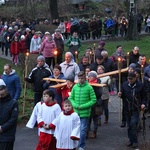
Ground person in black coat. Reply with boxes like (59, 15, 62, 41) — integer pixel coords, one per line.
(101, 50, 115, 72)
(0, 85, 18, 150)
(97, 17, 102, 38)
(90, 56, 103, 71)
(118, 72, 147, 148)
(78, 56, 90, 72)
(25, 55, 52, 105)
(25, 28, 35, 51)
(129, 46, 140, 64)
(135, 54, 149, 69)
(4, 27, 14, 56)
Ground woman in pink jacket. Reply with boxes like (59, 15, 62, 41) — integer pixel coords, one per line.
(40, 34, 56, 68)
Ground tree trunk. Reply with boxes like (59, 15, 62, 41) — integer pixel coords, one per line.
(49, 0, 59, 20)
(126, 0, 139, 40)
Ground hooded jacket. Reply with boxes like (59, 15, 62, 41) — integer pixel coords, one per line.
(2, 69, 22, 100)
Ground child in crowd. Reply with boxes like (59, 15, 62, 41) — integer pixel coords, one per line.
(57, 75, 75, 108)
(36, 90, 61, 150)
(10, 36, 21, 65)
(85, 66, 91, 79)
(19, 35, 27, 67)
(50, 99, 80, 150)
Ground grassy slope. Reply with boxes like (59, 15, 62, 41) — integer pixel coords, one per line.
(79, 36, 150, 59)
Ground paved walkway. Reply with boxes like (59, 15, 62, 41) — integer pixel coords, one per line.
(13, 94, 150, 150)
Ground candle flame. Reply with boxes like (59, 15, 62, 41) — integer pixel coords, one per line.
(118, 57, 121, 62)
(54, 50, 58, 56)
(26, 52, 30, 56)
(90, 51, 92, 54)
(141, 65, 144, 68)
(127, 52, 129, 55)
(75, 51, 78, 55)
(68, 92, 71, 96)
(94, 43, 95, 46)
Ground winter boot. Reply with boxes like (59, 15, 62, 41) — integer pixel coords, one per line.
(90, 131, 97, 139)
(104, 116, 108, 123)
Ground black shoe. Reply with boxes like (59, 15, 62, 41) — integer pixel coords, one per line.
(126, 141, 133, 147)
(120, 122, 126, 128)
(132, 143, 138, 148)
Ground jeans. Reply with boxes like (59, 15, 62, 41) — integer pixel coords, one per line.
(79, 117, 89, 148)
(126, 113, 139, 144)
(87, 107, 99, 132)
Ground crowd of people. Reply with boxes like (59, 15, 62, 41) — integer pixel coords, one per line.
(0, 16, 150, 150)
(0, 13, 149, 64)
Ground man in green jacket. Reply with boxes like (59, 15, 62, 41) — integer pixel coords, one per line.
(70, 71, 96, 150)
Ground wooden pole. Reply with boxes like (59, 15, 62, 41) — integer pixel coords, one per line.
(93, 43, 96, 62)
(23, 52, 29, 115)
(54, 50, 58, 65)
(118, 57, 122, 122)
(141, 64, 144, 83)
(75, 51, 78, 64)
(126, 52, 129, 67)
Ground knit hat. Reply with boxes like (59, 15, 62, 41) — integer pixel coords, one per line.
(38, 31, 42, 34)
(45, 31, 50, 35)
(26, 28, 31, 31)
(4, 25, 8, 29)
(99, 41, 105, 46)
(88, 71, 98, 78)
(129, 63, 136, 70)
(128, 72, 136, 79)
(37, 55, 45, 62)
(8, 27, 13, 30)
(66, 75, 74, 83)
(20, 35, 25, 39)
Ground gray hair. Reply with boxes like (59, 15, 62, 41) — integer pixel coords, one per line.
(65, 52, 73, 58)
(101, 50, 108, 56)
(133, 46, 139, 51)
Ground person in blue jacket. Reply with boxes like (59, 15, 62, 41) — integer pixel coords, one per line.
(2, 64, 22, 101)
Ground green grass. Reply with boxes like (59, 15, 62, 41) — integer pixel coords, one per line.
(78, 36, 150, 60)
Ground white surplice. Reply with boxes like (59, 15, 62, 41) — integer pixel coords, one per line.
(52, 111, 80, 149)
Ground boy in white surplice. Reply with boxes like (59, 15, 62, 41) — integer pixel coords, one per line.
(50, 99, 80, 150)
